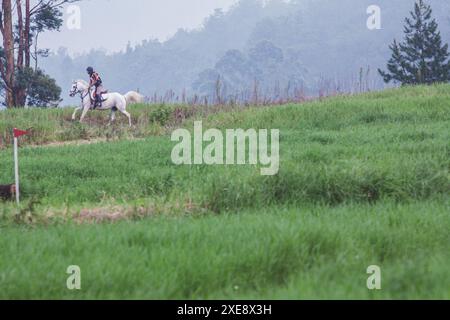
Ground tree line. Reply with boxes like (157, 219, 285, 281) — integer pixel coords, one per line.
(2, 0, 450, 108)
(0, 0, 79, 108)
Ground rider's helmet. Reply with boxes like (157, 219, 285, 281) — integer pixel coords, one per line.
(86, 66, 94, 75)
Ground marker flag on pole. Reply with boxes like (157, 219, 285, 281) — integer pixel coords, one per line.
(13, 128, 29, 205)
(13, 128, 29, 138)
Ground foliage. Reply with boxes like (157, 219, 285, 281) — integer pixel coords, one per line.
(32, 3, 64, 33)
(0, 0, 75, 107)
(14, 67, 62, 107)
(149, 104, 172, 126)
(379, 0, 450, 85)
(193, 40, 306, 99)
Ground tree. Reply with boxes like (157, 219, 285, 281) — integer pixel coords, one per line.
(26, 69, 62, 108)
(0, 0, 79, 107)
(0, 0, 14, 107)
(379, 0, 450, 85)
(248, 40, 284, 70)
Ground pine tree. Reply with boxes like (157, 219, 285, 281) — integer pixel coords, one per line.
(379, 0, 450, 85)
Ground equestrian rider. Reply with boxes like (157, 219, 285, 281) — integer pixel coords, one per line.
(86, 67, 104, 109)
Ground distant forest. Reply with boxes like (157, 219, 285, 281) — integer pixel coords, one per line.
(41, 0, 450, 105)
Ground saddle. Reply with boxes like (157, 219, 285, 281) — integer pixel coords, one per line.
(99, 90, 108, 101)
(90, 90, 108, 108)
(90, 90, 109, 103)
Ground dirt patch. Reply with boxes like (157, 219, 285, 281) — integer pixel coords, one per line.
(28, 137, 146, 149)
(38, 138, 109, 148)
(72, 199, 204, 224)
(74, 206, 150, 224)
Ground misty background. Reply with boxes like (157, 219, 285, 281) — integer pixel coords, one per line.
(38, 0, 450, 105)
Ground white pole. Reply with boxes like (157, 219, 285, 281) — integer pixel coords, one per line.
(14, 137, 20, 205)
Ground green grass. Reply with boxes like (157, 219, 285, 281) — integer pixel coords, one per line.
(0, 103, 233, 148)
(0, 85, 448, 212)
(0, 84, 449, 299)
(1, 201, 449, 299)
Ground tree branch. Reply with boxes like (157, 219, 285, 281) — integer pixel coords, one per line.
(30, 0, 80, 16)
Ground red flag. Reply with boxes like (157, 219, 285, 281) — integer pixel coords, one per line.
(13, 128, 29, 138)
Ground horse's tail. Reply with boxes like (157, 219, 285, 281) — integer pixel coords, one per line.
(124, 91, 145, 105)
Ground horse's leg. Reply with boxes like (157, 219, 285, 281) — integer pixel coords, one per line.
(72, 106, 82, 121)
(109, 109, 116, 125)
(79, 104, 90, 123)
(117, 102, 132, 127)
(119, 109, 132, 127)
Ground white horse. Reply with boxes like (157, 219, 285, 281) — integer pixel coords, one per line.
(69, 80, 132, 126)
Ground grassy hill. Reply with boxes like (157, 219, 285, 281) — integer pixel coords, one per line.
(0, 85, 449, 299)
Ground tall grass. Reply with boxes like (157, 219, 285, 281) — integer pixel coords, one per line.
(0, 102, 261, 148)
(0, 84, 449, 299)
(0, 201, 449, 299)
(0, 84, 448, 218)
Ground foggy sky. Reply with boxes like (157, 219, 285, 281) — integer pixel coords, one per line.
(39, 0, 239, 55)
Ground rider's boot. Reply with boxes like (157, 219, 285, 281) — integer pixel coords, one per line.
(94, 95, 101, 109)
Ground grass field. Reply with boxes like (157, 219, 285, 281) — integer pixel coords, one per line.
(0, 84, 449, 299)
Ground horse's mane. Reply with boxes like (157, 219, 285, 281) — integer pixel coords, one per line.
(76, 79, 89, 86)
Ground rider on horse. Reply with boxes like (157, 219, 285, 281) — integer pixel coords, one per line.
(87, 67, 105, 109)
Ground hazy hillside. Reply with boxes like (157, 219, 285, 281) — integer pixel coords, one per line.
(40, 0, 450, 105)
(42, 0, 293, 105)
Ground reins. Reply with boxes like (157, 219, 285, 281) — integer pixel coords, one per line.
(73, 82, 92, 102)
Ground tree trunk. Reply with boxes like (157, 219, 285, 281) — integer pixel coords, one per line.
(1, 0, 15, 108)
(16, 0, 24, 69)
(25, 0, 31, 69)
(15, 0, 28, 107)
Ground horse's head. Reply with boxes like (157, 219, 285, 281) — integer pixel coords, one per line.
(69, 80, 88, 97)
(69, 81, 78, 97)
